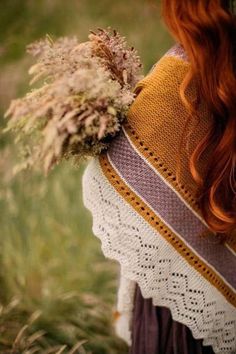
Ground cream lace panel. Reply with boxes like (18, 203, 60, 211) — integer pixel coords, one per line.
(82, 157, 236, 354)
(114, 274, 136, 345)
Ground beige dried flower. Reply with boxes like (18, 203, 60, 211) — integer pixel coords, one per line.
(3, 29, 143, 176)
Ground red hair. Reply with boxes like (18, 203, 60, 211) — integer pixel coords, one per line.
(161, 0, 236, 239)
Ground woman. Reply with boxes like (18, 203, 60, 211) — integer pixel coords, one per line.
(82, 1, 236, 353)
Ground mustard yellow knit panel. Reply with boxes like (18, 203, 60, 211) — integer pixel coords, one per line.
(127, 56, 215, 205)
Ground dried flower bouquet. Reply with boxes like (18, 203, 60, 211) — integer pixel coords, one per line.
(4, 28, 143, 175)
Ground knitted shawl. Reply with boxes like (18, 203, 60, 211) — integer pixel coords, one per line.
(82, 43, 236, 354)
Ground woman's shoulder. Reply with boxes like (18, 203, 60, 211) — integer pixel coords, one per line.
(134, 42, 190, 96)
(126, 41, 195, 157)
(147, 42, 190, 77)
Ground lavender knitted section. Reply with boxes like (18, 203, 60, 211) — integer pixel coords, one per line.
(164, 42, 189, 62)
(107, 129, 235, 289)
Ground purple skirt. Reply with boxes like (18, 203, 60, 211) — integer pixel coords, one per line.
(129, 284, 215, 354)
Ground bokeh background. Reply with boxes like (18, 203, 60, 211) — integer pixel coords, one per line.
(0, 1, 172, 353)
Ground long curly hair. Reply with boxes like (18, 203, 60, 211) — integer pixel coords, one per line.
(161, 0, 236, 239)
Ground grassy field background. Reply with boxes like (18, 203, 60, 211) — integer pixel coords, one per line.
(0, 1, 172, 353)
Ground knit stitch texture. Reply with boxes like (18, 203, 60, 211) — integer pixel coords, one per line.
(82, 42, 236, 354)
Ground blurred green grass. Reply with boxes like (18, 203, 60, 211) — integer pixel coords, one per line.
(0, 1, 172, 353)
